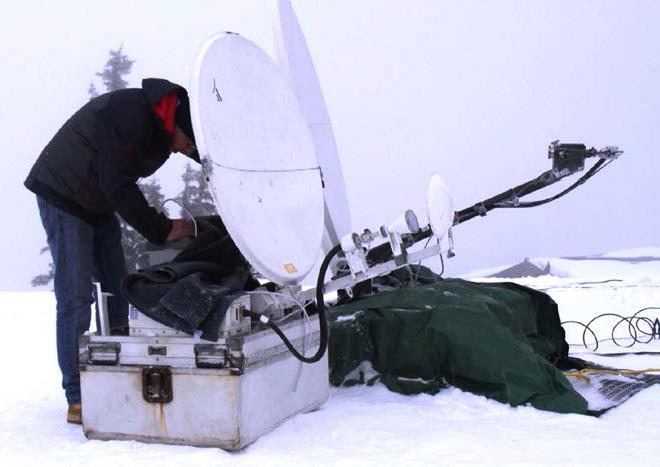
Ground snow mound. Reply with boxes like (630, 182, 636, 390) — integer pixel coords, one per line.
(601, 246, 660, 258)
(467, 247, 660, 282)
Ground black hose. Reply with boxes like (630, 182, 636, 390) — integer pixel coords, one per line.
(247, 243, 342, 363)
(503, 159, 608, 208)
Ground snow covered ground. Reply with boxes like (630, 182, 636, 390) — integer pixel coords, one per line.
(2, 251, 660, 466)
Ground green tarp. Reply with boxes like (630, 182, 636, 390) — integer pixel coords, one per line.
(328, 268, 588, 414)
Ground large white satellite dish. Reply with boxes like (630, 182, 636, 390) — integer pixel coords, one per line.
(272, 0, 351, 254)
(190, 33, 325, 285)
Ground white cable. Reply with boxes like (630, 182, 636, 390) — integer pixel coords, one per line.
(161, 198, 198, 238)
(242, 290, 312, 359)
(243, 290, 308, 316)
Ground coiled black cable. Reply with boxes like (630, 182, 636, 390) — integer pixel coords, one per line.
(246, 244, 342, 363)
(562, 306, 660, 352)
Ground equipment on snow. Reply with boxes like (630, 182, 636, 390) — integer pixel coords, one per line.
(78, 0, 623, 450)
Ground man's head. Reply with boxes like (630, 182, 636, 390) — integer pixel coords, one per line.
(149, 79, 200, 163)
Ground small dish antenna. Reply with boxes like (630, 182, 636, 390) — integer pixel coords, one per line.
(426, 174, 455, 242)
(190, 33, 325, 285)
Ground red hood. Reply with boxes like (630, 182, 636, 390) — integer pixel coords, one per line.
(153, 91, 178, 133)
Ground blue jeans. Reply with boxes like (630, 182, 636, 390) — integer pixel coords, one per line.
(37, 196, 128, 404)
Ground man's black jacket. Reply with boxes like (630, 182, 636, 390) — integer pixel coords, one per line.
(25, 78, 191, 244)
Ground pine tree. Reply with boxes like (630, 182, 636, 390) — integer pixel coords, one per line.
(96, 46, 135, 92)
(179, 162, 217, 217)
(87, 82, 99, 99)
(30, 246, 54, 287)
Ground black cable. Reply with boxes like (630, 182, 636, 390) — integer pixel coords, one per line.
(373, 158, 612, 262)
(498, 159, 608, 208)
(562, 306, 660, 352)
(246, 244, 342, 364)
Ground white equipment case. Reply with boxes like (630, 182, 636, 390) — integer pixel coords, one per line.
(80, 304, 328, 450)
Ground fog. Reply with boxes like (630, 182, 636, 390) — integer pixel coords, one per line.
(1, 0, 658, 290)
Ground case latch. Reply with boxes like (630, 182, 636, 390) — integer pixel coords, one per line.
(142, 367, 173, 403)
(194, 344, 227, 369)
(87, 343, 120, 365)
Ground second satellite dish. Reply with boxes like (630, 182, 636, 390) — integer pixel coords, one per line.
(272, 0, 352, 253)
(190, 33, 325, 285)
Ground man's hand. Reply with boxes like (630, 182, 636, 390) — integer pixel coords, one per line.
(166, 218, 194, 242)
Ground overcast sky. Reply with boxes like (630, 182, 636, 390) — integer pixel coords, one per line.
(1, 0, 659, 290)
